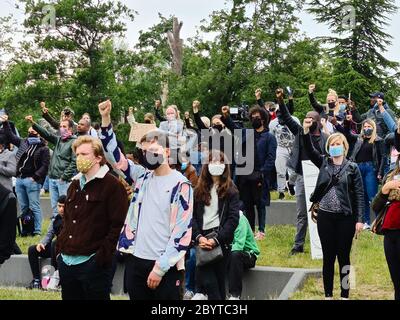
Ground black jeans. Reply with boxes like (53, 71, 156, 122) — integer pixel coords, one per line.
(125, 255, 183, 300)
(57, 255, 112, 300)
(384, 230, 400, 300)
(28, 240, 57, 279)
(317, 210, 356, 298)
(238, 176, 264, 232)
(228, 251, 256, 298)
(196, 253, 229, 300)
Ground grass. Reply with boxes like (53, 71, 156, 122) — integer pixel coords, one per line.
(12, 212, 394, 300)
(0, 287, 129, 300)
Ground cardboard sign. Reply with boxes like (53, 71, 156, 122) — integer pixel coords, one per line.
(129, 123, 157, 142)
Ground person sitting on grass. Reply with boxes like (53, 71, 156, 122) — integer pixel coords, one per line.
(26, 195, 66, 290)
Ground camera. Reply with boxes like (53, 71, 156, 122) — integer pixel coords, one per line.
(230, 103, 249, 128)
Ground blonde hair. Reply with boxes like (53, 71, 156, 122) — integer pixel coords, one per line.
(325, 133, 349, 157)
(72, 136, 107, 165)
(144, 113, 155, 124)
(326, 89, 339, 114)
(166, 105, 180, 119)
(361, 119, 377, 144)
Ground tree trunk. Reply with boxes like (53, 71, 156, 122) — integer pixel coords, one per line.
(167, 17, 183, 76)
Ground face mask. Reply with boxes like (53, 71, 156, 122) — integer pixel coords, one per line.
(138, 150, 164, 170)
(212, 124, 223, 132)
(310, 122, 318, 133)
(76, 155, 95, 174)
(364, 128, 373, 137)
(144, 120, 151, 124)
(328, 102, 336, 109)
(339, 104, 347, 112)
(166, 114, 176, 122)
(251, 118, 263, 130)
(329, 145, 344, 157)
(60, 128, 72, 140)
(180, 162, 188, 171)
(27, 137, 41, 145)
(208, 163, 225, 176)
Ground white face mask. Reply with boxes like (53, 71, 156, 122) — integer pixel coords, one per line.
(166, 114, 176, 121)
(208, 163, 225, 176)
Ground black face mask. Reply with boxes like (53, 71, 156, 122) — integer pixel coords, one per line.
(144, 120, 151, 124)
(251, 118, 263, 130)
(328, 102, 336, 109)
(310, 122, 318, 133)
(212, 124, 223, 132)
(137, 149, 164, 170)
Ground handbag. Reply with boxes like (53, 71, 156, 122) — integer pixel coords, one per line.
(195, 202, 226, 267)
(309, 161, 351, 223)
(371, 206, 389, 235)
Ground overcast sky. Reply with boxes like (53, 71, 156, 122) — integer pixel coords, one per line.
(2, 0, 400, 63)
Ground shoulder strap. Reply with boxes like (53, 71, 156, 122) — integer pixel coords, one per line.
(321, 160, 352, 196)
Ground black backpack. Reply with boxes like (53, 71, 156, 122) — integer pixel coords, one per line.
(17, 209, 35, 237)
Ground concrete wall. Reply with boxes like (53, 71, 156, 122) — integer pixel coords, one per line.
(0, 255, 321, 300)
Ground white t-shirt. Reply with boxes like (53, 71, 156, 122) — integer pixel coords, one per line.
(134, 169, 186, 261)
(203, 185, 220, 230)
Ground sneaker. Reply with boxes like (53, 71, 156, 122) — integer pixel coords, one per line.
(26, 279, 42, 290)
(255, 231, 265, 240)
(192, 293, 208, 300)
(325, 297, 334, 300)
(287, 182, 295, 196)
(363, 223, 371, 231)
(289, 247, 304, 256)
(183, 290, 194, 300)
(279, 192, 285, 200)
(228, 295, 240, 300)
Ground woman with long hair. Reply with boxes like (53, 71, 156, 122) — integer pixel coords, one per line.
(302, 119, 364, 300)
(344, 118, 384, 229)
(191, 150, 240, 300)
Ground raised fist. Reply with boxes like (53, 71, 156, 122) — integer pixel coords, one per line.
(25, 115, 34, 123)
(309, 84, 316, 93)
(98, 100, 112, 117)
(255, 88, 262, 100)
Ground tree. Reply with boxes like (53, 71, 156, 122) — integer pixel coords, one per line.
(307, 0, 400, 110)
(21, 0, 137, 113)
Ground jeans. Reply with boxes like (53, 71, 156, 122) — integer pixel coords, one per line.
(49, 178, 70, 217)
(317, 210, 356, 298)
(358, 162, 378, 225)
(293, 175, 308, 250)
(15, 177, 42, 234)
(185, 247, 196, 293)
(276, 147, 290, 193)
(43, 176, 50, 192)
(58, 255, 112, 300)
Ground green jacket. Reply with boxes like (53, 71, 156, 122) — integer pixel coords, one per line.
(231, 212, 260, 257)
(32, 123, 77, 182)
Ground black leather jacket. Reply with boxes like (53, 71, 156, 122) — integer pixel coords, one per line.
(302, 131, 365, 222)
(344, 127, 385, 177)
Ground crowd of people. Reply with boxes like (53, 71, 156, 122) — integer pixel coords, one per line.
(0, 84, 399, 301)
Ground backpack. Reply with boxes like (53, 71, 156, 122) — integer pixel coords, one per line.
(17, 209, 35, 237)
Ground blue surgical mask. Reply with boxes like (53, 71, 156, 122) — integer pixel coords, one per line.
(27, 137, 41, 145)
(329, 145, 344, 157)
(181, 162, 188, 171)
(339, 104, 347, 112)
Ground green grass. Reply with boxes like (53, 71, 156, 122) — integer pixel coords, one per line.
(270, 191, 296, 201)
(0, 287, 129, 300)
(16, 219, 51, 254)
(13, 215, 393, 300)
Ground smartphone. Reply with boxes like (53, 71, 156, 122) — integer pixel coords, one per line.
(328, 110, 334, 117)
